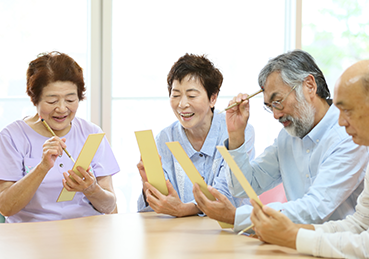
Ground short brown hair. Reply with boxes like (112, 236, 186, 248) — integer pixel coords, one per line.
(26, 51, 86, 105)
(167, 53, 223, 100)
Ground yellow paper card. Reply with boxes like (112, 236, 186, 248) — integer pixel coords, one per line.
(166, 141, 234, 229)
(216, 146, 263, 208)
(57, 133, 105, 202)
(135, 130, 168, 195)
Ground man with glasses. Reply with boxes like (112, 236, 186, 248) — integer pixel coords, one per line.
(250, 59, 369, 259)
(193, 50, 368, 234)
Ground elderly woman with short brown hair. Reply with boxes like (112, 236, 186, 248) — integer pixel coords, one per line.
(0, 52, 120, 223)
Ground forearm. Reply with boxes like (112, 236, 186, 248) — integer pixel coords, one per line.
(177, 202, 201, 217)
(296, 227, 369, 258)
(228, 131, 245, 150)
(84, 184, 116, 214)
(276, 224, 314, 249)
(0, 163, 49, 216)
(297, 224, 315, 230)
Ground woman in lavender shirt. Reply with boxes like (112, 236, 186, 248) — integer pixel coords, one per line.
(0, 52, 120, 223)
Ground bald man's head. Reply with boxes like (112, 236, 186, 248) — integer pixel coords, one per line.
(334, 60, 369, 145)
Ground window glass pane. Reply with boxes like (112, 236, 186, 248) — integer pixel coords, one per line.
(0, 0, 89, 129)
(302, 0, 369, 92)
(112, 0, 285, 213)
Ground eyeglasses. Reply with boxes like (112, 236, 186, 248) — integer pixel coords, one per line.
(264, 85, 297, 113)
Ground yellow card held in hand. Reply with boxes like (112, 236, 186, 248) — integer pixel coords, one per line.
(166, 141, 234, 229)
(135, 130, 168, 195)
(57, 133, 105, 202)
(216, 146, 263, 208)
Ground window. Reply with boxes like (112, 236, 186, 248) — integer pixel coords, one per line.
(111, 0, 285, 213)
(302, 0, 369, 92)
(0, 0, 90, 129)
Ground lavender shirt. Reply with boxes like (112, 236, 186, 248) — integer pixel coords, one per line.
(0, 117, 120, 223)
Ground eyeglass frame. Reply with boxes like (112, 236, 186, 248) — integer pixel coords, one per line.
(264, 85, 297, 113)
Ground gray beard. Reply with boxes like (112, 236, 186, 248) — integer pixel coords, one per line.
(279, 99, 315, 138)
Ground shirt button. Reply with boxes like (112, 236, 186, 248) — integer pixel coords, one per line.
(306, 174, 309, 178)
(306, 149, 310, 153)
(59, 164, 64, 168)
(199, 154, 203, 157)
(316, 139, 319, 143)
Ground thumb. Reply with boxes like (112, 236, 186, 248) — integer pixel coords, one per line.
(166, 180, 176, 194)
(207, 185, 222, 200)
(263, 206, 282, 218)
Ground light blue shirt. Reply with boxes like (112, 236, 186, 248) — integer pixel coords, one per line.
(226, 105, 368, 232)
(137, 111, 255, 212)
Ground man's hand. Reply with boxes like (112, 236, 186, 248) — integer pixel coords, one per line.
(193, 184, 236, 224)
(250, 199, 299, 249)
(226, 93, 250, 150)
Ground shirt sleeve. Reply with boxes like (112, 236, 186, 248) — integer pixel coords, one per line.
(229, 136, 367, 232)
(0, 129, 26, 181)
(296, 228, 369, 258)
(268, 138, 366, 225)
(137, 190, 154, 212)
(213, 124, 255, 208)
(296, 172, 369, 258)
(91, 132, 120, 178)
(225, 138, 281, 198)
(212, 162, 251, 208)
(244, 124, 256, 161)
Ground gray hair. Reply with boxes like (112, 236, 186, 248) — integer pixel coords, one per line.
(258, 50, 331, 102)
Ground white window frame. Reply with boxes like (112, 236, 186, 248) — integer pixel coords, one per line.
(90, 0, 113, 141)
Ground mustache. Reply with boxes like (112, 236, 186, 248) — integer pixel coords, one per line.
(279, 115, 295, 124)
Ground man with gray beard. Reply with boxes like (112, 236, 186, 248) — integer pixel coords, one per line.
(193, 50, 368, 233)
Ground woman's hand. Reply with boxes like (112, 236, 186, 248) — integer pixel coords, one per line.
(41, 137, 67, 171)
(137, 155, 162, 196)
(137, 157, 149, 193)
(144, 180, 199, 217)
(62, 166, 98, 195)
(226, 93, 250, 150)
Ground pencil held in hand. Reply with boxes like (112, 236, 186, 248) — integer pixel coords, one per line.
(218, 89, 263, 114)
(40, 117, 75, 163)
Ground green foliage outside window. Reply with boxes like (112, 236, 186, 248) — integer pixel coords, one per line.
(302, 0, 369, 91)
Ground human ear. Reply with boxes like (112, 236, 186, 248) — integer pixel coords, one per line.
(304, 74, 317, 97)
(209, 93, 218, 108)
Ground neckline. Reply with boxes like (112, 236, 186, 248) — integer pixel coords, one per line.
(20, 118, 74, 139)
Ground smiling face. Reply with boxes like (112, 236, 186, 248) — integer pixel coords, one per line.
(334, 63, 369, 145)
(263, 72, 315, 138)
(36, 81, 79, 136)
(170, 75, 217, 134)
